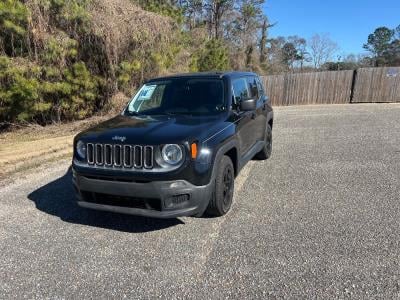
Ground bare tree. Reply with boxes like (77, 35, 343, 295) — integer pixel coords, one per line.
(204, 0, 235, 39)
(396, 24, 400, 40)
(309, 33, 338, 68)
(266, 36, 287, 73)
(287, 35, 309, 70)
(259, 16, 274, 64)
(180, 0, 205, 30)
(236, 0, 265, 68)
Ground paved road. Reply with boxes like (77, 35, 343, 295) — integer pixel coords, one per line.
(1, 104, 400, 299)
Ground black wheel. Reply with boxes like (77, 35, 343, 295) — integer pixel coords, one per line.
(255, 124, 272, 160)
(205, 155, 235, 217)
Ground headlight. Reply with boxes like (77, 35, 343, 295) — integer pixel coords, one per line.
(76, 141, 87, 159)
(161, 144, 183, 165)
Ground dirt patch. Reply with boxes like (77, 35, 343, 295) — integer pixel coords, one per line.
(0, 115, 111, 179)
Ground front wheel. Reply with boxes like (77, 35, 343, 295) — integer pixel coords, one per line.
(255, 124, 272, 160)
(205, 155, 235, 217)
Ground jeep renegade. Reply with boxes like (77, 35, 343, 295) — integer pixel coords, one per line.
(72, 72, 273, 218)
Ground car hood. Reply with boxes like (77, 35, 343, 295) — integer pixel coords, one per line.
(76, 114, 226, 145)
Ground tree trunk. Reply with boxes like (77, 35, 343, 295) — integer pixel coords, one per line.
(259, 19, 268, 63)
(214, 3, 220, 39)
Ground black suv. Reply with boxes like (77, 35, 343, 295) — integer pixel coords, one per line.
(73, 72, 273, 218)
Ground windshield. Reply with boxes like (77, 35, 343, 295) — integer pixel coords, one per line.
(125, 78, 225, 116)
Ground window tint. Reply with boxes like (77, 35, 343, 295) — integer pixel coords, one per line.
(232, 78, 250, 103)
(247, 77, 259, 99)
(126, 79, 225, 115)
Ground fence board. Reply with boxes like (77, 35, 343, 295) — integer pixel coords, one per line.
(352, 67, 400, 103)
(261, 70, 354, 106)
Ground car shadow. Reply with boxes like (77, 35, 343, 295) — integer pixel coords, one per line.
(27, 167, 184, 233)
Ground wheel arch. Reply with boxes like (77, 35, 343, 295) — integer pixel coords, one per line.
(211, 139, 240, 178)
(224, 147, 238, 177)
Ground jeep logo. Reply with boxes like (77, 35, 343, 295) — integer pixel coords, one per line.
(112, 136, 126, 142)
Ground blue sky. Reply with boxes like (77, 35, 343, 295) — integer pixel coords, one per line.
(265, 0, 399, 56)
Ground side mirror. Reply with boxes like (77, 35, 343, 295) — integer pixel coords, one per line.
(240, 98, 257, 111)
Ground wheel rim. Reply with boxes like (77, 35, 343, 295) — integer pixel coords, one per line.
(222, 166, 233, 210)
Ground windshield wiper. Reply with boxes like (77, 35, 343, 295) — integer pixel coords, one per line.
(125, 111, 144, 116)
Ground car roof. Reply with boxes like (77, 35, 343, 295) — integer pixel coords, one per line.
(146, 71, 258, 82)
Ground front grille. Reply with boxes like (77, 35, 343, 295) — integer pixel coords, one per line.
(171, 194, 190, 205)
(86, 143, 154, 169)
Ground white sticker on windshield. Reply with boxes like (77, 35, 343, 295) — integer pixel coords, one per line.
(139, 85, 156, 100)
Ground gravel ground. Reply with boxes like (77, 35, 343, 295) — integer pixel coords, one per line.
(1, 103, 400, 299)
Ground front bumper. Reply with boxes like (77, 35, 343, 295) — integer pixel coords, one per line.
(72, 170, 213, 218)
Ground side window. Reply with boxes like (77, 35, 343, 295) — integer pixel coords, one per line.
(232, 78, 250, 104)
(255, 77, 265, 97)
(247, 76, 259, 100)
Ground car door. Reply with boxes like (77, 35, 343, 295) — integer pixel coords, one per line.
(231, 77, 256, 157)
(256, 75, 272, 115)
(247, 76, 267, 142)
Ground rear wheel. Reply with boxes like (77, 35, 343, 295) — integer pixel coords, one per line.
(255, 124, 272, 160)
(205, 155, 234, 217)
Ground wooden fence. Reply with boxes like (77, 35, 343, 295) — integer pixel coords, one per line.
(352, 67, 400, 103)
(260, 67, 400, 106)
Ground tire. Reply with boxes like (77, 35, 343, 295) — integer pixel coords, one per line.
(205, 155, 235, 217)
(255, 124, 272, 160)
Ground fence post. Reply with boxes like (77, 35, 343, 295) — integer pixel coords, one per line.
(349, 69, 357, 103)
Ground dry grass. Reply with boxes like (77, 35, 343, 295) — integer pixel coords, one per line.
(87, 0, 175, 72)
(105, 92, 130, 115)
(0, 116, 109, 179)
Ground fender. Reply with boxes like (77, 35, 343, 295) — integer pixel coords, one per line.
(195, 139, 239, 216)
(211, 139, 240, 176)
